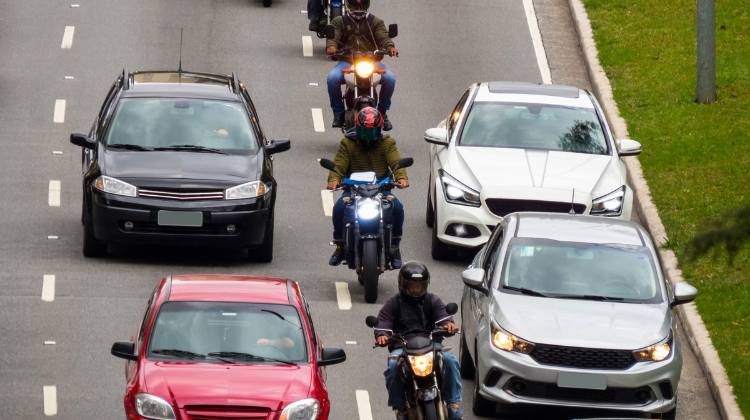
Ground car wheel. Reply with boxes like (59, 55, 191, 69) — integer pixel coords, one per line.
(425, 186, 434, 228)
(82, 206, 107, 258)
(248, 216, 274, 263)
(431, 203, 456, 260)
(459, 333, 475, 379)
(262, 0, 272, 7)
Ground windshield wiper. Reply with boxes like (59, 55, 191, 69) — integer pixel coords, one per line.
(152, 349, 232, 363)
(153, 144, 227, 154)
(208, 351, 297, 366)
(502, 285, 548, 298)
(107, 143, 152, 151)
(563, 295, 643, 303)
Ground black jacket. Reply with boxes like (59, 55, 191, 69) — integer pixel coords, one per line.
(374, 293, 455, 349)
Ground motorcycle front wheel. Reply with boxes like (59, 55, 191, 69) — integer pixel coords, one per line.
(361, 239, 379, 303)
(421, 399, 439, 420)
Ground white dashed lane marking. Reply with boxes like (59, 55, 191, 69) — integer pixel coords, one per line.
(302, 36, 313, 57)
(355, 390, 374, 420)
(312, 108, 325, 133)
(61, 26, 75, 49)
(335, 282, 352, 310)
(321, 189, 334, 217)
(43, 386, 57, 416)
(53, 100, 66, 123)
(522, 0, 551, 84)
(42, 275, 55, 302)
(49, 180, 61, 207)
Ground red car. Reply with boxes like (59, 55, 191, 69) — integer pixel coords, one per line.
(111, 275, 345, 420)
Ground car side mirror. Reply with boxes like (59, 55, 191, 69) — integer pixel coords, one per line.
(70, 132, 97, 150)
(395, 157, 413, 170)
(318, 347, 346, 366)
(111, 341, 138, 361)
(424, 128, 448, 146)
(266, 138, 291, 155)
(462, 268, 489, 295)
(616, 139, 642, 156)
(670, 282, 698, 308)
(324, 25, 335, 40)
(445, 303, 458, 315)
(365, 315, 379, 328)
(388, 24, 398, 38)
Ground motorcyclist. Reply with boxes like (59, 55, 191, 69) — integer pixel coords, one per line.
(307, 0, 324, 32)
(326, 0, 398, 131)
(374, 261, 464, 420)
(327, 107, 406, 268)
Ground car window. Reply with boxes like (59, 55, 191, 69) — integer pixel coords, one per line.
(105, 98, 258, 152)
(300, 293, 318, 349)
(448, 90, 471, 137)
(137, 288, 158, 354)
(459, 102, 609, 155)
(483, 229, 504, 279)
(97, 82, 119, 133)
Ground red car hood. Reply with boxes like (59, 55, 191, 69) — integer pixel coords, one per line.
(144, 362, 313, 410)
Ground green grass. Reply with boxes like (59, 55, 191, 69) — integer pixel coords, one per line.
(582, 0, 750, 414)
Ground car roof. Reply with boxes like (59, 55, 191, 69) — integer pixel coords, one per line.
(473, 81, 595, 108)
(123, 71, 240, 101)
(513, 213, 645, 246)
(167, 275, 293, 305)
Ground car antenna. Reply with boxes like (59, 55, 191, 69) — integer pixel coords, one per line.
(568, 188, 576, 215)
(178, 28, 183, 84)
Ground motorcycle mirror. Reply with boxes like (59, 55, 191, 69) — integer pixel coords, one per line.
(388, 24, 398, 38)
(319, 158, 336, 171)
(395, 157, 413, 170)
(365, 316, 379, 328)
(324, 25, 335, 40)
(445, 303, 458, 315)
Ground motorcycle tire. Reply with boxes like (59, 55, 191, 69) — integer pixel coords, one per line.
(262, 0, 272, 7)
(331, 6, 343, 18)
(344, 109, 356, 131)
(422, 400, 438, 420)
(362, 239, 379, 303)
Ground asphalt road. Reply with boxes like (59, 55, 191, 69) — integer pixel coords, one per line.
(0, 0, 721, 418)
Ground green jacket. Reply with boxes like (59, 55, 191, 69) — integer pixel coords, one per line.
(328, 135, 408, 184)
(325, 14, 395, 56)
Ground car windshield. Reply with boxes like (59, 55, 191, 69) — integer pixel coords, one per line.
(497, 238, 663, 304)
(148, 302, 307, 363)
(459, 102, 609, 155)
(106, 98, 257, 151)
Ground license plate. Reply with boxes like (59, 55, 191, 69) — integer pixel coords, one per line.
(557, 372, 607, 390)
(157, 211, 203, 227)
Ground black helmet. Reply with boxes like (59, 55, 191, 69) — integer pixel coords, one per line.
(355, 107, 383, 149)
(398, 261, 430, 299)
(346, 0, 370, 19)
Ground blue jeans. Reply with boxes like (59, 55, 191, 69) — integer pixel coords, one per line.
(327, 61, 396, 115)
(332, 191, 403, 241)
(307, 0, 323, 21)
(384, 344, 463, 411)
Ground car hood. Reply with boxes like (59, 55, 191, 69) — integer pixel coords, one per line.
(454, 147, 617, 195)
(491, 292, 671, 350)
(144, 362, 312, 410)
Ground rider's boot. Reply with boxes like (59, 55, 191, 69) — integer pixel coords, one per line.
(379, 109, 393, 131)
(329, 241, 344, 266)
(308, 20, 320, 31)
(447, 403, 463, 419)
(391, 236, 402, 269)
(394, 409, 408, 420)
(332, 113, 345, 128)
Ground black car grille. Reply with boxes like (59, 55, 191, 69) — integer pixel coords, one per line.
(484, 198, 586, 217)
(530, 344, 636, 370)
(138, 188, 225, 201)
(506, 379, 653, 405)
(121, 221, 241, 235)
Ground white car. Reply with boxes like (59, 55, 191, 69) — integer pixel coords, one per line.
(425, 81, 643, 259)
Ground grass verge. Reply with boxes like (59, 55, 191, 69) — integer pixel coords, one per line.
(582, 0, 750, 414)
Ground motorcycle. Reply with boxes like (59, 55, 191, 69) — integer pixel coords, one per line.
(324, 24, 398, 131)
(319, 157, 413, 303)
(366, 302, 460, 420)
(314, 0, 347, 38)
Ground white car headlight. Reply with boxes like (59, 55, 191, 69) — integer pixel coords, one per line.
(93, 175, 137, 197)
(279, 398, 319, 420)
(439, 170, 480, 207)
(135, 393, 175, 420)
(225, 181, 269, 200)
(357, 198, 380, 220)
(633, 332, 673, 362)
(591, 186, 625, 216)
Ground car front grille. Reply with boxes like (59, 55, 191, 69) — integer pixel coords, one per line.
(530, 344, 636, 370)
(484, 198, 586, 217)
(138, 188, 225, 201)
(185, 406, 271, 420)
(505, 379, 654, 405)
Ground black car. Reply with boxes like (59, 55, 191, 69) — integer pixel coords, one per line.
(70, 69, 290, 261)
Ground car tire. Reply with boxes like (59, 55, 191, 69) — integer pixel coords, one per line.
(472, 345, 496, 417)
(431, 203, 456, 260)
(654, 396, 677, 419)
(82, 206, 107, 258)
(262, 0, 272, 7)
(459, 333, 475, 379)
(425, 186, 434, 228)
(248, 216, 274, 263)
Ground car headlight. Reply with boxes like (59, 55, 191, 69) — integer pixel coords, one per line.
(591, 186, 625, 216)
(439, 169, 480, 207)
(135, 393, 175, 420)
(408, 353, 434, 377)
(354, 61, 375, 78)
(93, 175, 137, 197)
(633, 332, 673, 362)
(491, 324, 535, 354)
(357, 198, 380, 220)
(279, 398, 319, 420)
(225, 181, 269, 200)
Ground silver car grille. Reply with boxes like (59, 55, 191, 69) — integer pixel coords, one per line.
(138, 188, 225, 201)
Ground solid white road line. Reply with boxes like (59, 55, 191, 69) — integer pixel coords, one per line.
(321, 189, 334, 216)
(312, 108, 325, 133)
(53, 100, 66, 123)
(302, 36, 313, 57)
(61, 26, 75, 49)
(43, 386, 57, 416)
(42, 275, 55, 302)
(355, 390, 374, 420)
(49, 180, 61, 207)
(522, 0, 552, 84)
(335, 282, 352, 310)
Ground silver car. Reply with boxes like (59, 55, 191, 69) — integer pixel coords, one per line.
(459, 213, 698, 418)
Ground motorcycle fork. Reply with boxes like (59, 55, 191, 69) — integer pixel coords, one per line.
(353, 219, 361, 274)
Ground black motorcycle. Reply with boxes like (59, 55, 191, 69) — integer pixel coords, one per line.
(366, 303, 460, 420)
(319, 157, 412, 303)
(314, 0, 346, 38)
(324, 24, 398, 131)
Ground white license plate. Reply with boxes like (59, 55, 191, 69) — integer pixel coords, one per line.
(157, 211, 203, 227)
(557, 372, 607, 390)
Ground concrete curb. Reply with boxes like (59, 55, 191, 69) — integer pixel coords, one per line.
(565, 0, 744, 418)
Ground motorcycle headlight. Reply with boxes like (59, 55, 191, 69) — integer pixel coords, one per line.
(633, 332, 673, 362)
(135, 393, 175, 420)
(439, 169, 480, 207)
(354, 61, 375, 78)
(591, 186, 625, 216)
(279, 398, 319, 420)
(408, 353, 434, 377)
(93, 175, 137, 197)
(225, 181, 269, 200)
(357, 198, 380, 220)
(491, 323, 535, 354)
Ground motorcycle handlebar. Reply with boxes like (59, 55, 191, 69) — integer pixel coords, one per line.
(373, 327, 457, 348)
